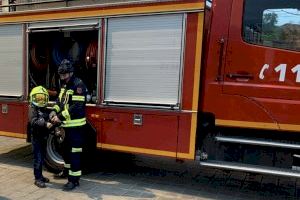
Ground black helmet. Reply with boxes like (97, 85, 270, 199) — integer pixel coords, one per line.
(58, 59, 74, 75)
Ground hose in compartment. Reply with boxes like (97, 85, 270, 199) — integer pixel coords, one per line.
(30, 43, 49, 71)
(85, 40, 98, 69)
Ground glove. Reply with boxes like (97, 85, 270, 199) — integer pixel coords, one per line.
(54, 127, 64, 137)
(54, 127, 65, 144)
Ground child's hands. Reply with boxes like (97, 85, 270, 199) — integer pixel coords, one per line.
(46, 122, 53, 129)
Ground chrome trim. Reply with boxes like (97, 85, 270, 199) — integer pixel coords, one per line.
(101, 102, 179, 110)
(96, 18, 101, 104)
(28, 27, 97, 32)
(177, 13, 186, 110)
(101, 18, 107, 105)
(215, 136, 300, 149)
(205, 0, 212, 8)
(26, 28, 61, 33)
(23, 23, 27, 100)
(200, 161, 300, 178)
(293, 154, 300, 158)
(28, 22, 99, 30)
(181, 110, 198, 113)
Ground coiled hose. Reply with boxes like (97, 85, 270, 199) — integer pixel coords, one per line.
(30, 43, 49, 71)
(85, 40, 98, 69)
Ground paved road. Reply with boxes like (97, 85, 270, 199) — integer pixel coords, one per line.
(0, 135, 300, 200)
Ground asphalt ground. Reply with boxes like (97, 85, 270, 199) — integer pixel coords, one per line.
(0, 135, 300, 200)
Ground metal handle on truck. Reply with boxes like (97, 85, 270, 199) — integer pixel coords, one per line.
(216, 38, 225, 82)
(226, 73, 254, 79)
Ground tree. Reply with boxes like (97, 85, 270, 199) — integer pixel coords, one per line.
(262, 12, 278, 41)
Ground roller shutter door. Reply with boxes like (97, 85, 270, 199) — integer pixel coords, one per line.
(105, 14, 184, 107)
(0, 24, 24, 97)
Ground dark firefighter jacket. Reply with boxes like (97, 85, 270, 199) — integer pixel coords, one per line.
(28, 106, 50, 138)
(53, 76, 87, 128)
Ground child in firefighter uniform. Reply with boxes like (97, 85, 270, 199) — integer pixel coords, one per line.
(51, 59, 87, 191)
(29, 86, 52, 188)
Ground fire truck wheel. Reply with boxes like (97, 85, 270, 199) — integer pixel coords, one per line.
(45, 134, 64, 172)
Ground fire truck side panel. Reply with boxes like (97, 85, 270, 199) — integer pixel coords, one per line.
(0, 102, 26, 138)
(182, 13, 200, 110)
(202, 0, 300, 130)
(253, 99, 300, 131)
(177, 114, 193, 154)
(101, 111, 178, 153)
(198, 0, 300, 176)
(0, 23, 27, 139)
(0, 1, 205, 166)
(87, 108, 195, 158)
(221, 0, 300, 129)
(0, 1, 203, 24)
(200, 0, 233, 113)
(88, 11, 203, 159)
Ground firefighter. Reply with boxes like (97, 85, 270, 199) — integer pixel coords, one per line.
(29, 86, 52, 188)
(51, 59, 87, 191)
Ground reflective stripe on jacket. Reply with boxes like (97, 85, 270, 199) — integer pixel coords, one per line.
(56, 76, 87, 127)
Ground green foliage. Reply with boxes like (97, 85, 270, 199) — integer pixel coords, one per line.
(262, 12, 278, 40)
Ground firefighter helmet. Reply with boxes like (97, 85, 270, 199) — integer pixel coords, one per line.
(29, 86, 49, 107)
(58, 59, 74, 75)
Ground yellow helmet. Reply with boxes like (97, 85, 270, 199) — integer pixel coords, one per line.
(29, 86, 49, 107)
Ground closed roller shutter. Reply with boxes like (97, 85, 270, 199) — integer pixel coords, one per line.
(105, 14, 184, 107)
(0, 24, 24, 97)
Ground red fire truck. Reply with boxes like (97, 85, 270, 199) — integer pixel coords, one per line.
(0, 0, 299, 177)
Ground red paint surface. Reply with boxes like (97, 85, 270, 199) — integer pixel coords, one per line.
(201, 0, 300, 126)
(182, 13, 199, 110)
(0, 102, 26, 134)
(87, 107, 192, 154)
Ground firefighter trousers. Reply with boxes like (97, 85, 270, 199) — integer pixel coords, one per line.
(61, 126, 84, 183)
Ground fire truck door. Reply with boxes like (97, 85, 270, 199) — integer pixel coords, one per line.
(223, 0, 300, 100)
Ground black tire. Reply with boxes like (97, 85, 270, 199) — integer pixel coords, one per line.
(44, 134, 64, 172)
(44, 121, 97, 173)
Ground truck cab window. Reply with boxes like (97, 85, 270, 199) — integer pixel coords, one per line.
(243, 0, 300, 51)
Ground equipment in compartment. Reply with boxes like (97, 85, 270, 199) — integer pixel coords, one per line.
(85, 40, 98, 69)
(29, 30, 98, 103)
(30, 43, 49, 71)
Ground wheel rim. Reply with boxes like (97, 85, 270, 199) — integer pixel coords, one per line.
(46, 135, 64, 166)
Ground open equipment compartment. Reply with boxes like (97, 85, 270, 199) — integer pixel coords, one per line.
(27, 18, 100, 103)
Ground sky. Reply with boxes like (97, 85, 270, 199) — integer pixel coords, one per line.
(265, 8, 300, 26)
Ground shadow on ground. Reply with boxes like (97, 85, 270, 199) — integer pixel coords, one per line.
(1, 137, 300, 199)
(0, 144, 32, 168)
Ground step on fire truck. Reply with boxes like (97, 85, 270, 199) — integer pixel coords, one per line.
(0, 0, 299, 177)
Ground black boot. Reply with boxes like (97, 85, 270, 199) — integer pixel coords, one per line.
(34, 180, 46, 188)
(63, 181, 79, 191)
(41, 176, 50, 183)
